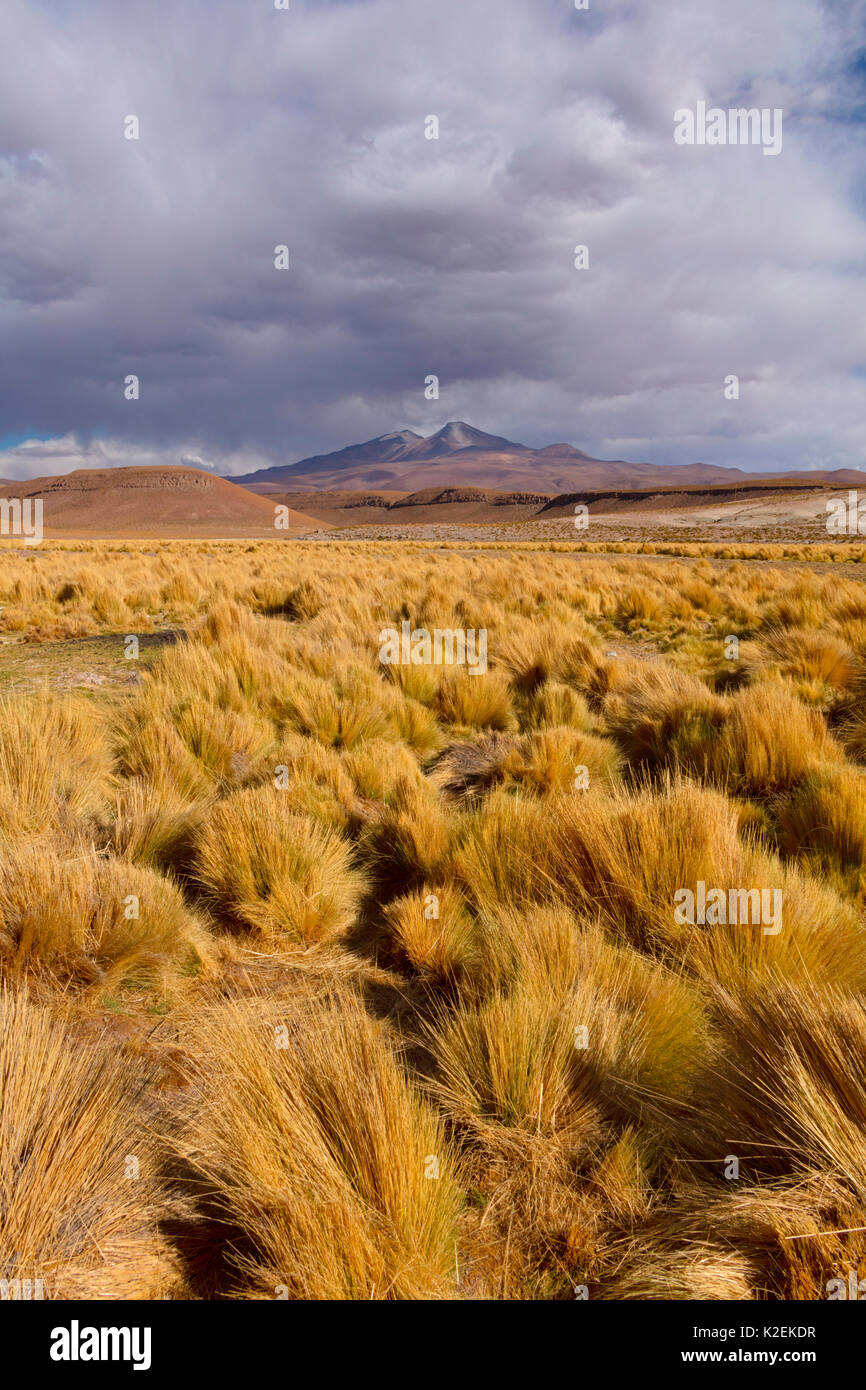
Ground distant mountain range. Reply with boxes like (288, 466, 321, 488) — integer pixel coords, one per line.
(230, 422, 866, 493)
(0, 425, 862, 541)
(1, 456, 865, 538)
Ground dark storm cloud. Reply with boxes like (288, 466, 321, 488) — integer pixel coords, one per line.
(0, 0, 865, 478)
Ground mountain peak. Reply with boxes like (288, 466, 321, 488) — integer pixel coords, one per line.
(400, 421, 530, 461)
(378, 429, 423, 445)
(434, 421, 485, 445)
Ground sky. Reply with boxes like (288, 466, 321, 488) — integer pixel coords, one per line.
(0, 0, 865, 481)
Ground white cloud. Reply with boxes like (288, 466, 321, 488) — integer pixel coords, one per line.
(0, 435, 271, 482)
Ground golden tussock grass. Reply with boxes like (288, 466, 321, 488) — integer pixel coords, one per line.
(382, 884, 477, 986)
(0, 844, 212, 990)
(358, 776, 453, 894)
(193, 786, 367, 946)
(2, 539, 866, 1301)
(433, 668, 517, 732)
(0, 694, 113, 839)
(0, 989, 178, 1299)
(176, 992, 461, 1299)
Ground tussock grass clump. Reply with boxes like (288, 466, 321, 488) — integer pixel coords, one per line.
(459, 912, 710, 1124)
(281, 668, 395, 749)
(128, 639, 239, 710)
(519, 680, 593, 732)
(433, 669, 517, 731)
(105, 776, 209, 873)
(472, 903, 591, 999)
(614, 585, 665, 626)
(382, 885, 476, 986)
(197, 597, 265, 648)
(172, 699, 276, 789)
(203, 631, 290, 710)
(599, 1180, 866, 1301)
(426, 986, 602, 1143)
(544, 781, 866, 991)
(0, 695, 113, 839)
(245, 578, 321, 620)
(749, 626, 857, 692)
(556, 634, 612, 707)
(382, 657, 443, 705)
(0, 846, 211, 989)
(450, 778, 865, 993)
(343, 738, 422, 803)
(518, 727, 622, 795)
(430, 728, 621, 803)
(496, 621, 572, 695)
(358, 777, 453, 893)
(266, 735, 359, 831)
(835, 672, 866, 764)
(711, 684, 842, 794)
(686, 855, 866, 997)
(389, 694, 444, 756)
(0, 990, 176, 1299)
(450, 788, 552, 910)
(281, 578, 322, 620)
(279, 664, 443, 755)
(114, 647, 278, 795)
(115, 707, 217, 802)
(839, 705, 866, 764)
(194, 787, 366, 945)
(608, 670, 840, 795)
(776, 765, 866, 890)
(687, 983, 866, 1190)
(604, 664, 725, 772)
(178, 994, 461, 1299)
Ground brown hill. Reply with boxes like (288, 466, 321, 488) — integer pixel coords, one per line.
(260, 490, 404, 527)
(0, 467, 327, 538)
